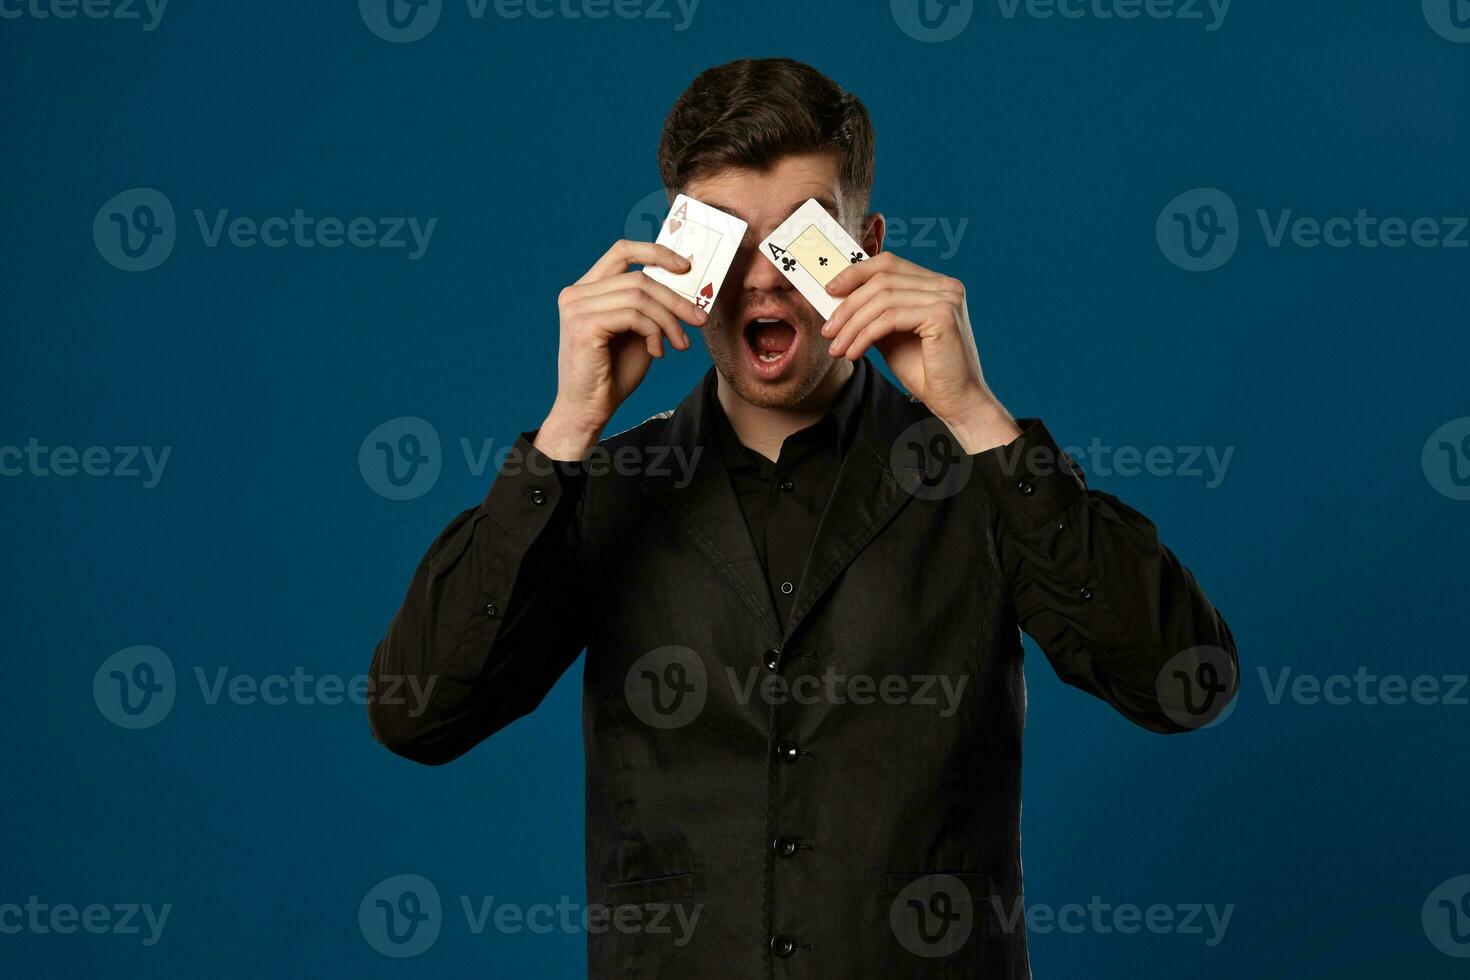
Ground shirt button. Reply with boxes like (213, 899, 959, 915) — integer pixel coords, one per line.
(770, 934, 797, 958)
(778, 478, 794, 492)
(776, 741, 801, 764)
(1079, 587, 1094, 601)
(1017, 479, 1035, 496)
(529, 488, 548, 505)
(771, 836, 801, 858)
(764, 649, 780, 671)
(780, 581, 794, 595)
(484, 603, 498, 617)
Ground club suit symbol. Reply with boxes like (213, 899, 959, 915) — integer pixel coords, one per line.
(1422, 418, 1470, 501)
(625, 646, 707, 730)
(890, 875, 975, 958)
(1424, 876, 1470, 957)
(1156, 646, 1237, 730)
(359, 874, 442, 958)
(93, 646, 176, 729)
(359, 0, 441, 43)
(93, 188, 176, 272)
(1424, 0, 1470, 41)
(891, 0, 974, 42)
(890, 418, 973, 501)
(359, 417, 442, 501)
(1156, 188, 1239, 272)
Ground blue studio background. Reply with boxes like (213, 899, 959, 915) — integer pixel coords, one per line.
(3, 2, 1468, 976)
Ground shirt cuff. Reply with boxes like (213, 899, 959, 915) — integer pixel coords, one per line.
(970, 418, 1085, 531)
(477, 431, 585, 543)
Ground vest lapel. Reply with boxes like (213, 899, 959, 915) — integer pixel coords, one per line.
(781, 366, 924, 643)
(641, 371, 782, 646)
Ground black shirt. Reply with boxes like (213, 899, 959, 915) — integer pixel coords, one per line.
(708, 361, 868, 631)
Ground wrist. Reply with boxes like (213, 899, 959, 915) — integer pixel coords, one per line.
(938, 395, 1021, 455)
(535, 405, 604, 461)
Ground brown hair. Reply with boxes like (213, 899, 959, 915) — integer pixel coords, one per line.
(657, 58, 875, 215)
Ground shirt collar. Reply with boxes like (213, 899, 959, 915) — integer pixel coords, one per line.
(705, 358, 870, 471)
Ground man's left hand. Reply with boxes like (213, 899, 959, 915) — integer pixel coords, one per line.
(822, 252, 1021, 454)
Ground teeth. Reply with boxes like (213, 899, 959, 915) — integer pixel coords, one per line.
(758, 352, 781, 362)
(754, 317, 781, 323)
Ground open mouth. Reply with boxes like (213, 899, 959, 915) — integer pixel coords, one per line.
(742, 316, 799, 379)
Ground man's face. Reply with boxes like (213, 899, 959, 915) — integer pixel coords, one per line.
(680, 153, 880, 411)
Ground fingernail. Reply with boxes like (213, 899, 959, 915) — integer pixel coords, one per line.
(694, 308, 708, 323)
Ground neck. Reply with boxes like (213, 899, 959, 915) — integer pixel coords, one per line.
(716, 360, 855, 462)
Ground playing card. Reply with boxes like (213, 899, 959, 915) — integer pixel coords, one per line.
(642, 194, 748, 314)
(758, 198, 869, 319)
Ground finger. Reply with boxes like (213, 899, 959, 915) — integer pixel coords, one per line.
(824, 251, 922, 297)
(576, 272, 707, 333)
(827, 288, 936, 357)
(578, 240, 692, 284)
(822, 271, 942, 338)
(843, 304, 948, 361)
(572, 288, 690, 351)
(598, 308, 667, 359)
(829, 283, 940, 352)
(635, 274, 711, 330)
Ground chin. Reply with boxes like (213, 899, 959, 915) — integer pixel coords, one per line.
(708, 311, 837, 410)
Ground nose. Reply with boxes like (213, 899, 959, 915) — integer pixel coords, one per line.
(739, 243, 790, 294)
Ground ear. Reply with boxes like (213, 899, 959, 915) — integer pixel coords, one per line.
(861, 212, 886, 256)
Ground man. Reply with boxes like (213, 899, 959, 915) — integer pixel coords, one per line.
(369, 57, 1237, 977)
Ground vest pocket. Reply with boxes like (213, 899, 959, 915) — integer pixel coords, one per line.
(600, 869, 704, 906)
(589, 871, 708, 977)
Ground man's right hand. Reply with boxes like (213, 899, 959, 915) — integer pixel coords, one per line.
(534, 240, 708, 461)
